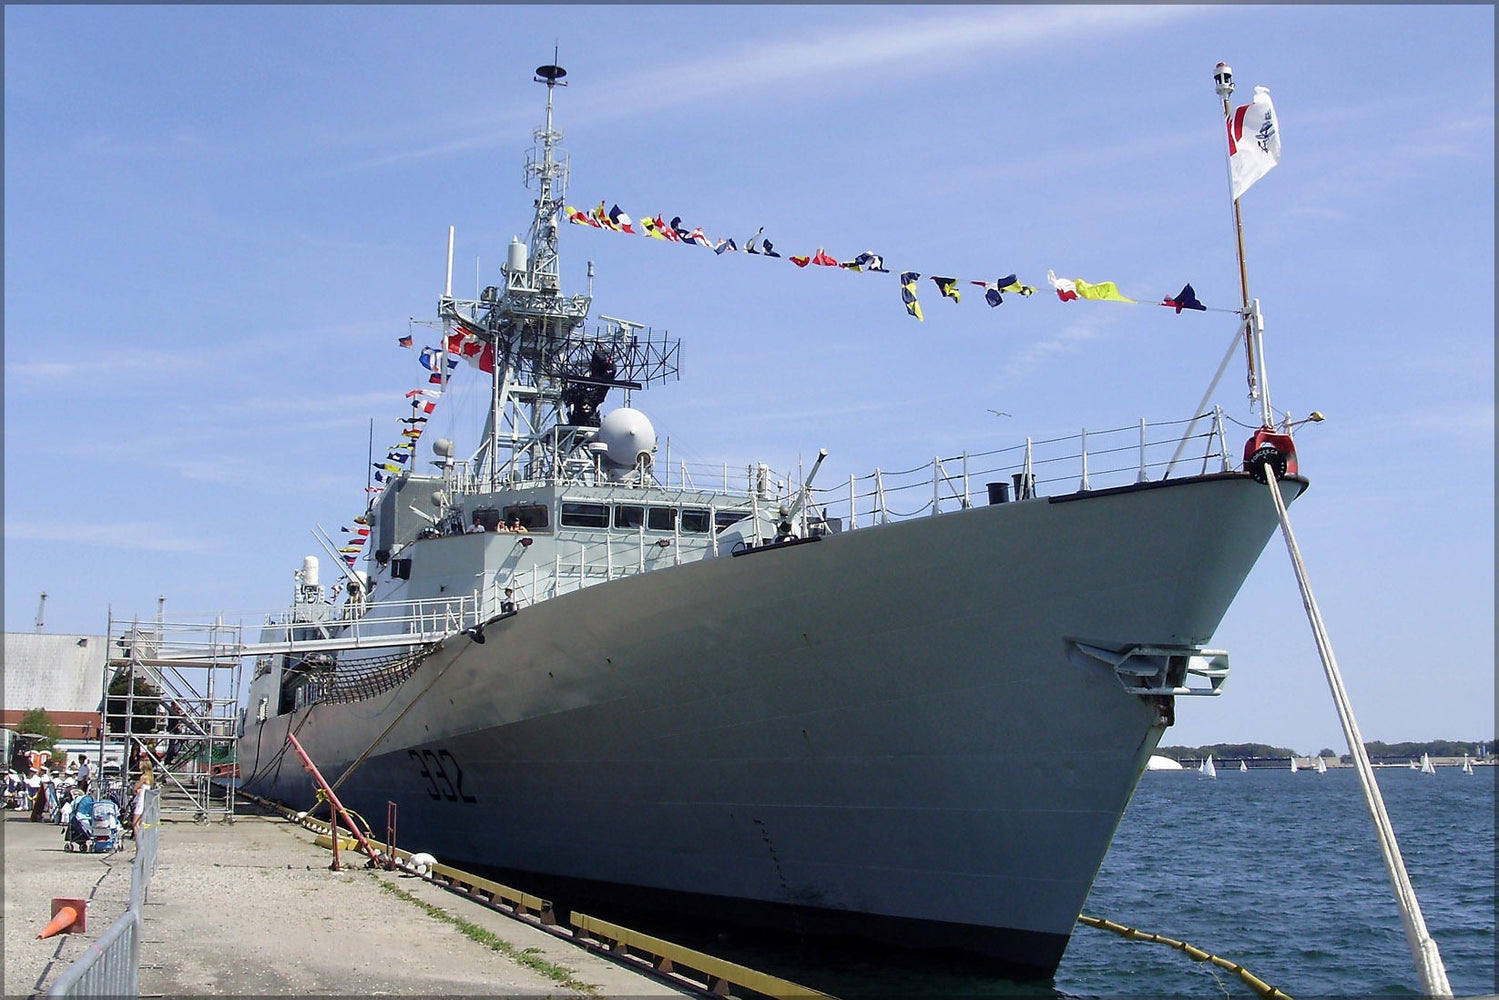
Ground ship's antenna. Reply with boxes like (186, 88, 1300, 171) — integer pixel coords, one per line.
(444, 225, 454, 299)
(531, 57, 568, 255)
(1214, 62, 1273, 429)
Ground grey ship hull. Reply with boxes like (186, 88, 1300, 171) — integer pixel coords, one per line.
(239, 471, 1304, 974)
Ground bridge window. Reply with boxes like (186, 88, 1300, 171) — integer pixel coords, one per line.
(715, 510, 750, 533)
(680, 509, 710, 533)
(503, 504, 550, 530)
(561, 502, 609, 528)
(614, 505, 645, 529)
(647, 507, 676, 531)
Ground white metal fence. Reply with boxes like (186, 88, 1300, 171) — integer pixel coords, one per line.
(47, 787, 160, 998)
(804, 409, 1235, 526)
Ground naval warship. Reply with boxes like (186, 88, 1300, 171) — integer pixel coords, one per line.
(237, 63, 1306, 975)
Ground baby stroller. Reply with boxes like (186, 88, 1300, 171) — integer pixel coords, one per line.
(65, 799, 124, 853)
(89, 799, 124, 853)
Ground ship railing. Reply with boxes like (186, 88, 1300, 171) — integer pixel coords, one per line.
(442, 453, 799, 504)
(458, 412, 1238, 616)
(107, 617, 245, 668)
(442, 412, 1233, 530)
(261, 594, 481, 645)
(807, 409, 1235, 529)
(109, 596, 482, 666)
(484, 549, 680, 612)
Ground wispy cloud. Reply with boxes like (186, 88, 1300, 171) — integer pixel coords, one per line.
(331, 108, 538, 173)
(341, 6, 1203, 173)
(1285, 101, 1494, 222)
(5, 319, 393, 392)
(1378, 400, 1495, 444)
(4, 521, 218, 554)
(213, 390, 404, 420)
(993, 320, 1107, 386)
(583, 7, 1200, 116)
(157, 456, 357, 495)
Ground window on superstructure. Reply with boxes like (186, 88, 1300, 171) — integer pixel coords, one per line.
(647, 507, 676, 531)
(504, 504, 550, 530)
(560, 502, 609, 528)
(614, 505, 645, 529)
(681, 509, 710, 533)
(715, 510, 750, 533)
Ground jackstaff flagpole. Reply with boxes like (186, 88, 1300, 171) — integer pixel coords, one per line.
(1214, 62, 1274, 429)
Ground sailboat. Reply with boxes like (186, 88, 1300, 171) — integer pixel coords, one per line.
(1200, 755, 1217, 779)
(1462, 755, 1474, 775)
(1315, 755, 1327, 774)
(1290, 756, 1299, 773)
(1239, 760, 1248, 773)
(1419, 753, 1436, 775)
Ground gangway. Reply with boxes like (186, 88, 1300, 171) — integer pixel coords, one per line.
(101, 594, 481, 821)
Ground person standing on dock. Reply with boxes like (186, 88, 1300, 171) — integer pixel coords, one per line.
(27, 771, 47, 822)
(131, 759, 154, 843)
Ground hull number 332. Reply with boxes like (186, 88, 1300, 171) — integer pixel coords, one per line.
(408, 748, 477, 803)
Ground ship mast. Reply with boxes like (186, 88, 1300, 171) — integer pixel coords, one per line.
(436, 60, 679, 492)
(440, 60, 593, 489)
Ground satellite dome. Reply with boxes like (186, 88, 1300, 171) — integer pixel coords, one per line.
(597, 408, 656, 467)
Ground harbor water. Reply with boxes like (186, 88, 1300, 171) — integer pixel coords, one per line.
(1057, 764, 1496, 999)
(590, 765, 1495, 998)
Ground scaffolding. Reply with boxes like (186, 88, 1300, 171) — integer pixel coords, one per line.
(101, 613, 244, 823)
(97, 597, 480, 822)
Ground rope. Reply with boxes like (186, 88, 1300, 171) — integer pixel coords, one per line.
(1076, 914, 1292, 1000)
(1261, 465, 1453, 997)
(310, 788, 374, 840)
(326, 637, 476, 795)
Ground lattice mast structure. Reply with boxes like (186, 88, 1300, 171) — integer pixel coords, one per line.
(437, 61, 678, 491)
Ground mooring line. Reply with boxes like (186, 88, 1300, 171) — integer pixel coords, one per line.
(1077, 914, 1292, 999)
(1261, 465, 1452, 998)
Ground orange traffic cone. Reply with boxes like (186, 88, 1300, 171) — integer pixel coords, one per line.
(37, 898, 86, 939)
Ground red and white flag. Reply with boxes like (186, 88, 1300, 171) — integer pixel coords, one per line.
(1227, 86, 1281, 200)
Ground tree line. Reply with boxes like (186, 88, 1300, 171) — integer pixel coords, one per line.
(1158, 739, 1492, 763)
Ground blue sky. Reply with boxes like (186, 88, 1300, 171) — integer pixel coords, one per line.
(4, 5, 1493, 753)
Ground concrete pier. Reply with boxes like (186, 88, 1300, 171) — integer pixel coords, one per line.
(3, 806, 690, 997)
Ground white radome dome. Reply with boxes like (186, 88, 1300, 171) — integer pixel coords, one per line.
(597, 408, 656, 467)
